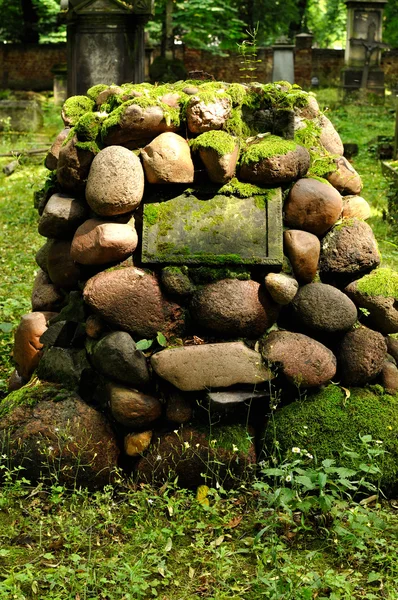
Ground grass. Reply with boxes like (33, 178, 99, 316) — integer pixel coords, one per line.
(0, 91, 398, 599)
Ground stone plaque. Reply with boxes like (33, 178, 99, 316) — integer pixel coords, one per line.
(141, 188, 283, 266)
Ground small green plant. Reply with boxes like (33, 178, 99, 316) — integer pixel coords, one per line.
(237, 24, 262, 83)
(136, 331, 168, 351)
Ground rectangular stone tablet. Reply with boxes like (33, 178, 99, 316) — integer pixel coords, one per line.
(141, 188, 283, 266)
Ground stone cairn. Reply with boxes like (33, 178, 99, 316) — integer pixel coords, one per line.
(5, 80, 398, 489)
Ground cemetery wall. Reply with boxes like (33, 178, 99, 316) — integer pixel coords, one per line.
(0, 43, 397, 91)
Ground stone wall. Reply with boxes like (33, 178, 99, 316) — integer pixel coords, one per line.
(1, 42, 398, 91)
(0, 44, 67, 91)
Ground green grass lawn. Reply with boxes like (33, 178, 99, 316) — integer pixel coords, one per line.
(0, 93, 398, 599)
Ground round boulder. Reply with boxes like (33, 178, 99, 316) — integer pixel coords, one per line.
(264, 272, 298, 305)
(57, 135, 96, 194)
(240, 137, 310, 185)
(141, 132, 194, 184)
(45, 127, 71, 171)
(83, 267, 185, 339)
(186, 95, 232, 133)
(260, 330, 337, 387)
(91, 331, 150, 387)
(190, 279, 279, 338)
(105, 383, 162, 428)
(85, 146, 144, 216)
(381, 361, 398, 395)
(342, 195, 371, 220)
(338, 325, 387, 386)
(327, 156, 363, 195)
(284, 178, 343, 236)
(291, 283, 357, 333)
(283, 229, 320, 283)
(13, 311, 57, 381)
(0, 384, 119, 489)
(320, 219, 381, 284)
(71, 218, 138, 265)
(318, 114, 344, 155)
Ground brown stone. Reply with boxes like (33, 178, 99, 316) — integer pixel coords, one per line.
(124, 431, 153, 457)
(71, 218, 138, 265)
(296, 95, 320, 119)
(151, 342, 272, 391)
(13, 312, 57, 380)
(85, 314, 105, 339)
(283, 229, 320, 283)
(38, 193, 88, 239)
(36, 239, 52, 273)
(45, 128, 71, 171)
(240, 145, 310, 185)
(318, 115, 344, 155)
(386, 336, 398, 363)
(264, 272, 298, 305)
(186, 96, 232, 134)
(190, 279, 279, 338)
(338, 326, 387, 386)
(95, 85, 123, 106)
(345, 278, 398, 335)
(83, 267, 185, 339)
(342, 195, 371, 220)
(135, 425, 256, 488)
(0, 386, 119, 489)
(291, 283, 357, 334)
(381, 361, 398, 395)
(31, 269, 64, 312)
(47, 240, 83, 289)
(102, 103, 179, 148)
(57, 135, 96, 193)
(198, 144, 239, 184)
(141, 133, 194, 184)
(7, 369, 27, 392)
(260, 330, 337, 388)
(320, 219, 381, 283)
(85, 146, 145, 216)
(327, 156, 363, 195)
(105, 383, 162, 428)
(284, 178, 343, 236)
(165, 389, 193, 423)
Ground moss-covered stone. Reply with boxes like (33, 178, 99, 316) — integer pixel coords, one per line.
(263, 384, 398, 492)
(86, 84, 108, 102)
(62, 96, 95, 127)
(190, 130, 238, 157)
(262, 83, 309, 110)
(356, 267, 398, 300)
(0, 381, 74, 420)
(74, 112, 104, 141)
(240, 135, 298, 166)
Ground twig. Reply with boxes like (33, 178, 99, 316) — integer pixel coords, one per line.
(0, 147, 49, 158)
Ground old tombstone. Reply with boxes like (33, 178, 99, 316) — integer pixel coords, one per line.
(141, 188, 283, 266)
(342, 0, 388, 94)
(64, 0, 154, 96)
(272, 37, 295, 84)
(0, 100, 43, 132)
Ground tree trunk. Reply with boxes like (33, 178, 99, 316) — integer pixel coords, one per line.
(288, 0, 308, 41)
(21, 0, 39, 43)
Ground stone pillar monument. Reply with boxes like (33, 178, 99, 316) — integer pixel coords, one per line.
(65, 0, 154, 97)
(272, 37, 295, 84)
(342, 0, 388, 94)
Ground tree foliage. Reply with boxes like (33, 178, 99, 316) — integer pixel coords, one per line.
(0, 0, 65, 44)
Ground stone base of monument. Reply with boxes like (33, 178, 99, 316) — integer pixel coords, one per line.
(4, 80, 398, 492)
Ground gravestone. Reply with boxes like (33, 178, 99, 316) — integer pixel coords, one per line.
(142, 188, 283, 266)
(0, 100, 43, 132)
(342, 0, 388, 94)
(65, 0, 154, 96)
(272, 37, 295, 84)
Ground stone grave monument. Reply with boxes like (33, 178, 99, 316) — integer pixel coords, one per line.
(65, 0, 154, 96)
(342, 0, 388, 94)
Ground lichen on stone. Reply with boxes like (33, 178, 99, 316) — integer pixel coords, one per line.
(62, 96, 95, 127)
(240, 135, 298, 166)
(190, 130, 238, 157)
(356, 267, 398, 300)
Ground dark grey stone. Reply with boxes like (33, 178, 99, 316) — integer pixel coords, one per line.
(37, 347, 90, 389)
(91, 331, 150, 387)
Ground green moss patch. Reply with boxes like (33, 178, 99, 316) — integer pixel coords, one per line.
(74, 112, 103, 142)
(240, 135, 298, 166)
(62, 96, 95, 127)
(356, 267, 398, 300)
(264, 384, 398, 491)
(190, 130, 238, 157)
(189, 266, 251, 284)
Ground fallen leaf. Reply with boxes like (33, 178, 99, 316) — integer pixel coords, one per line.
(225, 516, 242, 529)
